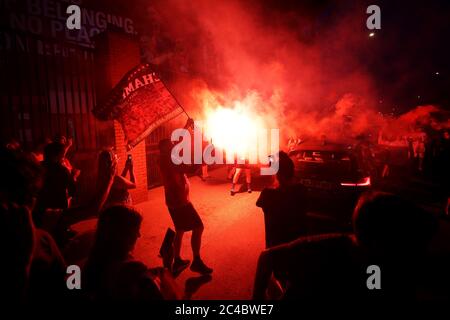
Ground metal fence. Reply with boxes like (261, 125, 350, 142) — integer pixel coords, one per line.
(0, 32, 98, 151)
(0, 29, 179, 192)
(0, 31, 102, 202)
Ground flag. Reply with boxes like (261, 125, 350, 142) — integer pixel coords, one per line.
(93, 63, 184, 150)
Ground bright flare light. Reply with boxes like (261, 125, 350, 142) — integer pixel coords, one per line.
(204, 103, 263, 158)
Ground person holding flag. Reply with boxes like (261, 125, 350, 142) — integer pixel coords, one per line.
(158, 119, 213, 275)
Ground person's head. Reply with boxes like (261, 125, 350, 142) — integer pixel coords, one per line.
(159, 139, 173, 156)
(43, 141, 65, 164)
(353, 192, 437, 257)
(276, 151, 295, 186)
(98, 149, 118, 179)
(0, 147, 39, 301)
(0, 147, 42, 209)
(93, 205, 142, 259)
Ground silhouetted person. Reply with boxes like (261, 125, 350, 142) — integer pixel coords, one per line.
(159, 136, 213, 275)
(227, 165, 236, 180)
(0, 147, 67, 303)
(253, 192, 437, 301)
(1, 204, 35, 303)
(37, 141, 76, 211)
(253, 233, 360, 300)
(199, 127, 212, 181)
(352, 192, 437, 300)
(230, 156, 252, 195)
(256, 151, 309, 248)
(98, 149, 136, 207)
(84, 205, 180, 301)
(58, 136, 81, 183)
(33, 149, 117, 246)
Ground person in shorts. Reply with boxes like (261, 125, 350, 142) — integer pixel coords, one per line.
(230, 157, 252, 195)
(158, 135, 213, 275)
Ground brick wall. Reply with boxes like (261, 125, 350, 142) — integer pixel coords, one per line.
(95, 31, 148, 204)
(113, 121, 148, 203)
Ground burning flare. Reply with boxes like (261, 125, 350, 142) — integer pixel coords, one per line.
(203, 100, 265, 159)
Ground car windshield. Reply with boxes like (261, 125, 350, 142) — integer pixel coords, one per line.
(290, 149, 359, 181)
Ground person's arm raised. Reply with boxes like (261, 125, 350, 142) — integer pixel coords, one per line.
(126, 157, 136, 185)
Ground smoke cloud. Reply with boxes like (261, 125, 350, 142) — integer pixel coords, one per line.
(140, 0, 448, 146)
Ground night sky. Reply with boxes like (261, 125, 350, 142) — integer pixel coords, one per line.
(90, 0, 450, 113)
(253, 0, 450, 112)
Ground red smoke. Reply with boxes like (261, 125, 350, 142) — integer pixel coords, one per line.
(383, 105, 450, 139)
(142, 0, 448, 146)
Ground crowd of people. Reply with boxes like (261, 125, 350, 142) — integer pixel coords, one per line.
(255, 131, 450, 300)
(1, 126, 449, 303)
(1, 135, 184, 303)
(253, 152, 442, 300)
(377, 129, 450, 178)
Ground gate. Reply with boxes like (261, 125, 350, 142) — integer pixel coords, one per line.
(0, 31, 101, 202)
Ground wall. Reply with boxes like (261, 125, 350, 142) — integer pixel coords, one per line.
(95, 31, 148, 203)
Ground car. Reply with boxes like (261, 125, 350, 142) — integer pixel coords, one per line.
(288, 141, 374, 229)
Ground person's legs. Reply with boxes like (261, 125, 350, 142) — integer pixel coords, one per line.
(173, 230, 185, 259)
(201, 164, 209, 180)
(231, 168, 242, 195)
(227, 166, 236, 180)
(245, 168, 252, 192)
(173, 229, 190, 274)
(232, 168, 242, 184)
(191, 225, 204, 259)
(190, 225, 213, 274)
